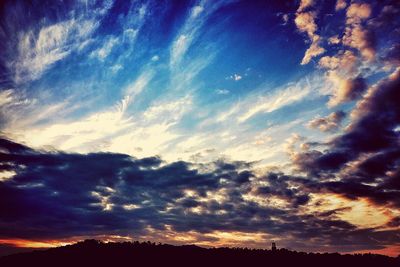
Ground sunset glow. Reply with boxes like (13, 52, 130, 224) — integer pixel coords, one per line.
(0, 0, 399, 258)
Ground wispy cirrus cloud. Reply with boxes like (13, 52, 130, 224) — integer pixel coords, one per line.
(237, 80, 316, 123)
(170, 0, 231, 69)
(5, 0, 114, 84)
(90, 36, 118, 61)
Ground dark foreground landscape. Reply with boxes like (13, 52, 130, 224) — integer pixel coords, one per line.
(0, 240, 399, 267)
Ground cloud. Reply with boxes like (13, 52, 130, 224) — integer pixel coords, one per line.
(368, 3, 400, 30)
(342, 3, 375, 61)
(215, 89, 229, 95)
(342, 25, 376, 61)
(335, 0, 347, 11)
(124, 70, 154, 100)
(170, 0, 230, 68)
(151, 55, 160, 62)
(382, 44, 400, 68)
(346, 3, 372, 25)
(110, 64, 123, 73)
(5, 0, 113, 84)
(308, 111, 346, 132)
(90, 36, 119, 60)
(13, 19, 83, 83)
(294, 10, 325, 64)
(234, 74, 242, 81)
(1, 1, 400, 254)
(294, 12, 317, 39)
(292, 68, 400, 207)
(0, 90, 14, 107)
(0, 138, 255, 239)
(227, 74, 242, 81)
(297, 0, 314, 12)
(237, 78, 315, 122)
(0, 89, 79, 135)
(279, 13, 289, 25)
(1, 137, 399, 253)
(301, 36, 325, 65)
(328, 35, 341, 45)
(318, 50, 367, 106)
(318, 50, 357, 73)
(171, 34, 190, 68)
(327, 73, 367, 106)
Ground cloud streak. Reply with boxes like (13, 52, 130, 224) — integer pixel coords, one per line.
(5, 0, 113, 84)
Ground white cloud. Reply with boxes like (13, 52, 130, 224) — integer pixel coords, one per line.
(14, 20, 77, 83)
(226, 74, 242, 81)
(0, 170, 16, 182)
(110, 64, 123, 73)
(171, 34, 190, 67)
(234, 74, 242, 81)
(237, 81, 313, 123)
(124, 28, 138, 41)
(215, 89, 229, 95)
(143, 95, 193, 122)
(27, 107, 133, 152)
(0, 89, 79, 133)
(124, 70, 154, 99)
(0, 90, 14, 107)
(170, 0, 230, 68)
(91, 36, 119, 60)
(119, 3, 147, 47)
(9, 1, 114, 84)
(199, 75, 325, 130)
(151, 55, 160, 62)
(191, 5, 205, 18)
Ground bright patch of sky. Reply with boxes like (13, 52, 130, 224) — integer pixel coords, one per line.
(0, 0, 388, 167)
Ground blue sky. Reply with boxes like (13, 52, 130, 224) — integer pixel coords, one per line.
(1, 0, 400, 256)
(0, 0, 325, 164)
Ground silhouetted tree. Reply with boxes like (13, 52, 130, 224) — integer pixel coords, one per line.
(0, 239, 398, 267)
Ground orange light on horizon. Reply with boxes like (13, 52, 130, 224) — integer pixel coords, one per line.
(0, 234, 133, 249)
(1, 235, 399, 258)
(352, 245, 400, 258)
(0, 238, 73, 248)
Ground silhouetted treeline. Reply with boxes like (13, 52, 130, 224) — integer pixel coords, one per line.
(0, 239, 399, 267)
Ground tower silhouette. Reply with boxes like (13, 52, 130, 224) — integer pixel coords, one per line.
(271, 241, 277, 252)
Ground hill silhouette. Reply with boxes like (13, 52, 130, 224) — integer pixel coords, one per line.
(0, 239, 399, 267)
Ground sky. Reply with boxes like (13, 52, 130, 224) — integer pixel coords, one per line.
(0, 0, 400, 257)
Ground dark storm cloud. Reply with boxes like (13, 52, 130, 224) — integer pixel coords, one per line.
(299, 68, 400, 170)
(0, 137, 265, 239)
(1, 137, 399, 252)
(382, 44, 400, 66)
(255, 173, 310, 207)
(293, 68, 400, 208)
(368, 1, 400, 31)
(341, 77, 368, 103)
(0, 138, 34, 154)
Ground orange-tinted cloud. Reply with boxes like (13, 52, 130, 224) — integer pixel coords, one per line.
(295, 11, 325, 64)
(346, 3, 371, 24)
